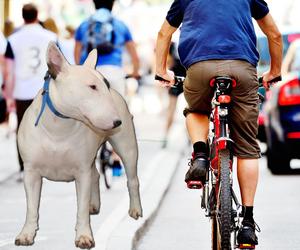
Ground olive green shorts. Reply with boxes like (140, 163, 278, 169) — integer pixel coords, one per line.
(183, 60, 261, 159)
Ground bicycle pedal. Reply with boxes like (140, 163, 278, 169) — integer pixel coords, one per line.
(239, 243, 255, 249)
(187, 180, 203, 189)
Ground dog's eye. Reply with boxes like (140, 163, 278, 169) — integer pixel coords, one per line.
(89, 85, 97, 90)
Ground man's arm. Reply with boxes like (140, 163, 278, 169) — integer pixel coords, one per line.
(3, 58, 14, 98)
(3, 41, 15, 112)
(74, 41, 82, 65)
(0, 55, 4, 82)
(155, 20, 177, 85)
(256, 13, 282, 86)
(125, 41, 140, 78)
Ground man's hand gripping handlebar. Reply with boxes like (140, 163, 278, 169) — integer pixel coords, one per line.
(258, 75, 282, 102)
(155, 74, 185, 92)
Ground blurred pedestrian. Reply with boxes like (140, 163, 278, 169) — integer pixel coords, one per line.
(0, 31, 7, 123)
(42, 17, 59, 34)
(162, 41, 186, 148)
(59, 25, 76, 65)
(282, 39, 300, 75)
(43, 17, 75, 64)
(3, 20, 15, 37)
(74, 0, 140, 96)
(3, 3, 57, 178)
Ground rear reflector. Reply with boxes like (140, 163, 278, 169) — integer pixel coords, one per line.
(218, 95, 231, 103)
(287, 132, 300, 139)
(278, 78, 300, 106)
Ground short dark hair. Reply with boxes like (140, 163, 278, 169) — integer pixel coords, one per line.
(93, 0, 115, 11)
(22, 3, 38, 23)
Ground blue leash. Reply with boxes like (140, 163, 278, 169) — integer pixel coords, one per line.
(35, 72, 70, 126)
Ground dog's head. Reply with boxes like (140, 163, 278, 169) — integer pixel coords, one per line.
(46, 42, 121, 131)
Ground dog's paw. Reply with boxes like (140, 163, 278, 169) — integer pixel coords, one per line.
(15, 233, 35, 246)
(89, 204, 100, 215)
(129, 207, 143, 220)
(75, 235, 95, 249)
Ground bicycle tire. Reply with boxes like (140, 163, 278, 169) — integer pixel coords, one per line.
(101, 162, 111, 189)
(218, 149, 232, 249)
(212, 214, 221, 250)
(99, 144, 112, 189)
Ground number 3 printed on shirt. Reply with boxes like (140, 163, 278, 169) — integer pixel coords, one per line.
(29, 47, 41, 74)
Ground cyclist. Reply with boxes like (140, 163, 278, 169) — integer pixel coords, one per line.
(74, 0, 140, 96)
(4, 4, 57, 178)
(155, 0, 282, 247)
(75, 0, 140, 176)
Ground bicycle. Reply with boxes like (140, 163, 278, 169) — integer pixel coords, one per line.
(99, 142, 114, 189)
(155, 74, 281, 250)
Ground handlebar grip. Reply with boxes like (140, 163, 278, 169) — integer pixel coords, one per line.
(258, 75, 282, 86)
(258, 92, 265, 102)
(155, 74, 170, 83)
(125, 74, 141, 80)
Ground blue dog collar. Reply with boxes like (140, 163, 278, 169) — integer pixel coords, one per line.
(35, 72, 70, 126)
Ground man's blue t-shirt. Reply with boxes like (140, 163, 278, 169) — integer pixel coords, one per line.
(75, 8, 133, 67)
(166, 0, 269, 68)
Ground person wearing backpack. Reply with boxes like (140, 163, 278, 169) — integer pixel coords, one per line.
(74, 0, 140, 97)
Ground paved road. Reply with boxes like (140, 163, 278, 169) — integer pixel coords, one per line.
(0, 84, 186, 250)
(137, 153, 300, 250)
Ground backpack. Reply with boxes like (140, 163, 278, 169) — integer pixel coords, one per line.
(85, 16, 116, 55)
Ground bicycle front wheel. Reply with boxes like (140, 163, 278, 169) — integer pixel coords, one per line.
(218, 149, 232, 250)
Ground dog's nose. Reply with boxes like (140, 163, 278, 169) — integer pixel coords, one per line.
(113, 120, 122, 128)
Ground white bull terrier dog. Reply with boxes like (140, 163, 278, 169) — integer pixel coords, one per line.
(15, 42, 142, 249)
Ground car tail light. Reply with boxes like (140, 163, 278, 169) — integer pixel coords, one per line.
(278, 78, 300, 106)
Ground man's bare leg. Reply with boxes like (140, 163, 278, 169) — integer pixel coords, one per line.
(185, 113, 209, 143)
(236, 158, 259, 246)
(237, 158, 259, 206)
(185, 113, 210, 184)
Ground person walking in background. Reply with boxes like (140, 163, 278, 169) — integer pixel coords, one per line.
(0, 31, 7, 85)
(282, 38, 300, 75)
(162, 41, 186, 148)
(74, 0, 140, 96)
(0, 31, 7, 124)
(59, 25, 76, 65)
(43, 17, 75, 64)
(3, 20, 15, 38)
(3, 3, 57, 179)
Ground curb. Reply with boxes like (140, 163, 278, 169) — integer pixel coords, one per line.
(93, 122, 188, 250)
(0, 130, 19, 184)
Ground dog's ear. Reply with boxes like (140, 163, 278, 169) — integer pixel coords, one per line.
(84, 49, 98, 69)
(46, 42, 68, 79)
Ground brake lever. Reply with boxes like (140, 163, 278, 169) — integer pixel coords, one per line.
(154, 74, 170, 83)
(258, 75, 282, 87)
(258, 92, 265, 103)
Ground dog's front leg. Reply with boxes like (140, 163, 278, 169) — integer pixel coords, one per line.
(15, 169, 42, 246)
(75, 170, 95, 249)
(109, 116, 143, 220)
(89, 164, 100, 215)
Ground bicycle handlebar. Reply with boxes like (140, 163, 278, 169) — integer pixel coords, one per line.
(155, 74, 282, 103)
(258, 75, 282, 87)
(258, 75, 282, 102)
(154, 74, 185, 89)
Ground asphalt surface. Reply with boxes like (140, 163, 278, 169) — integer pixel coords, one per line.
(137, 154, 300, 250)
(0, 84, 186, 250)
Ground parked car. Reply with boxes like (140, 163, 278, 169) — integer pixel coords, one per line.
(256, 29, 300, 142)
(263, 73, 300, 174)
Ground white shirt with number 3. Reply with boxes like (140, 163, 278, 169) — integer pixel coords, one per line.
(8, 24, 57, 100)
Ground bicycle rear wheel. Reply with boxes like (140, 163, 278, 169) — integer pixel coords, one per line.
(99, 144, 113, 189)
(218, 149, 232, 249)
(212, 214, 221, 250)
